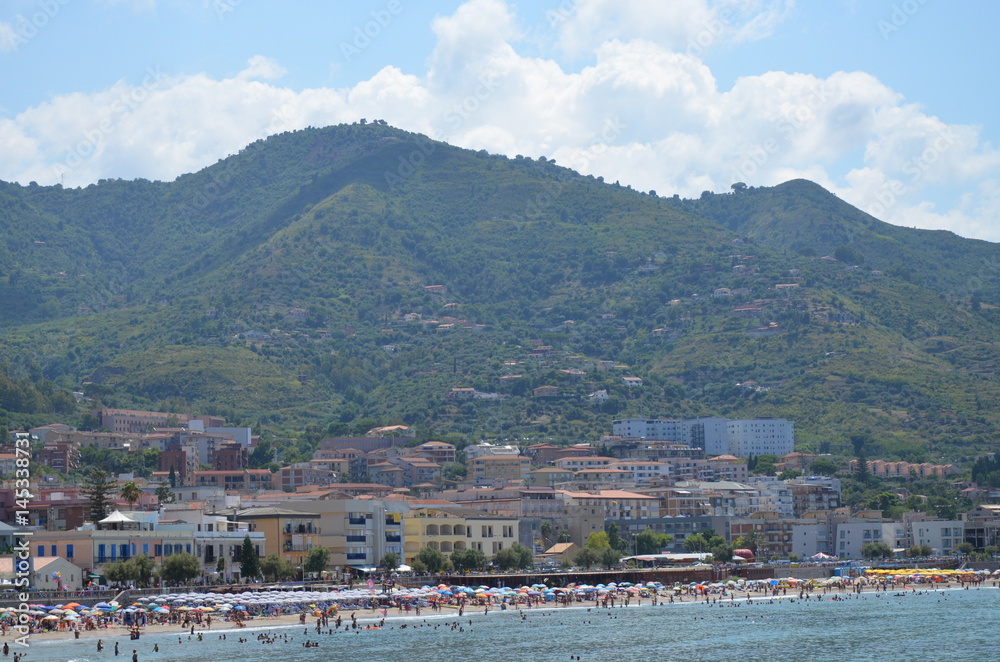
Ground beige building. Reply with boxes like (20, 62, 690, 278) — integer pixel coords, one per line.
(404, 507, 519, 561)
(468, 455, 531, 487)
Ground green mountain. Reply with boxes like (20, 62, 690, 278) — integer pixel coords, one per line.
(1, 123, 998, 466)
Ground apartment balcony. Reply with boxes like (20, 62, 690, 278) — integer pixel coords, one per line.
(348, 517, 367, 526)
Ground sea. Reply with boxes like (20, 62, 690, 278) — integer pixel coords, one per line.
(36, 586, 999, 662)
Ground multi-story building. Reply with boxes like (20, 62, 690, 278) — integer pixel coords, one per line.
(608, 460, 671, 483)
(30, 509, 265, 579)
(411, 441, 457, 465)
(848, 459, 961, 480)
(833, 511, 907, 559)
(403, 506, 519, 561)
(277, 463, 338, 491)
(191, 469, 274, 491)
(289, 497, 408, 571)
(37, 438, 81, 473)
(613, 417, 794, 457)
(387, 456, 441, 486)
(962, 504, 1000, 550)
(786, 477, 841, 517)
(904, 513, 965, 555)
(553, 456, 615, 472)
(465, 443, 520, 460)
(211, 441, 248, 471)
(468, 455, 531, 487)
(94, 408, 191, 434)
(612, 418, 691, 444)
(228, 506, 320, 569)
(610, 515, 730, 554)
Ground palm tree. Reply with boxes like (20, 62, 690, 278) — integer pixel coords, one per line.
(120, 481, 142, 511)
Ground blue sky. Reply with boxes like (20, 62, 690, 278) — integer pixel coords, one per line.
(2, 0, 999, 241)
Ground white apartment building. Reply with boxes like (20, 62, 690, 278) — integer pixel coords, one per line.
(835, 520, 907, 558)
(907, 518, 965, 555)
(464, 443, 520, 460)
(613, 417, 794, 457)
(608, 460, 671, 483)
(612, 418, 691, 444)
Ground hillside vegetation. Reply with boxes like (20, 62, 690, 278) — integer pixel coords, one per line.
(1, 123, 998, 466)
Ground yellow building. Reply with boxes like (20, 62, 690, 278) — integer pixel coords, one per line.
(403, 506, 518, 563)
(231, 506, 321, 568)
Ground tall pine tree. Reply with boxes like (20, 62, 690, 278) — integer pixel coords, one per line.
(82, 467, 115, 522)
(239, 535, 260, 583)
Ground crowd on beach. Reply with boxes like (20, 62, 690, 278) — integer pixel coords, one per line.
(2, 568, 996, 660)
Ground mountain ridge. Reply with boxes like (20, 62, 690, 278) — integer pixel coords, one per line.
(0, 123, 997, 466)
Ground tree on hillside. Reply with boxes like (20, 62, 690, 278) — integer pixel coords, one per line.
(303, 547, 331, 577)
(120, 481, 141, 510)
(82, 467, 115, 522)
(809, 458, 840, 476)
(239, 535, 260, 582)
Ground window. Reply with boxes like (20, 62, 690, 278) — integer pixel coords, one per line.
(37, 546, 44, 557)
(51, 545, 57, 557)
(143, 544, 149, 555)
(66, 544, 74, 560)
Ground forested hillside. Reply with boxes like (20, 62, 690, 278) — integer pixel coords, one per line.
(1, 123, 998, 467)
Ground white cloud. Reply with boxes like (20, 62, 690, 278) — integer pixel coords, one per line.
(235, 55, 287, 82)
(1, 0, 998, 242)
(555, 0, 794, 58)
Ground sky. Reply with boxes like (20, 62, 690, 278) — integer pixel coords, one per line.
(2, 0, 999, 242)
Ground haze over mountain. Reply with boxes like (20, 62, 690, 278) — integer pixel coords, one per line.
(1, 123, 998, 466)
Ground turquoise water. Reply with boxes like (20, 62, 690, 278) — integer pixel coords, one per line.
(34, 587, 999, 662)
